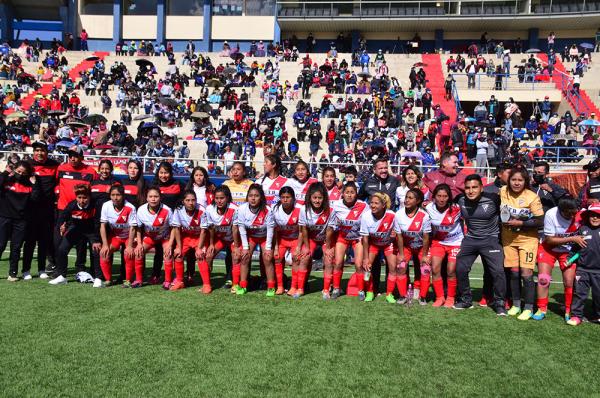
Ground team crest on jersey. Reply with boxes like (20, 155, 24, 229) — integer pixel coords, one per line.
(518, 199, 525, 206)
(415, 221, 421, 228)
(158, 217, 164, 223)
(482, 204, 489, 212)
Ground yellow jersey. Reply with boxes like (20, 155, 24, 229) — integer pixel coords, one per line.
(223, 178, 253, 206)
(499, 186, 544, 243)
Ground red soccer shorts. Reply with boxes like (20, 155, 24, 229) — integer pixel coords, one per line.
(109, 235, 129, 251)
(430, 242, 460, 263)
(368, 242, 396, 256)
(537, 242, 570, 271)
(276, 237, 298, 263)
(337, 235, 361, 249)
(402, 246, 424, 262)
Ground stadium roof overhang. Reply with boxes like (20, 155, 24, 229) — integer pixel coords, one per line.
(5, 0, 66, 21)
(278, 13, 600, 32)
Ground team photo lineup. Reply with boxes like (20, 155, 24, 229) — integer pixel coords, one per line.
(4, 142, 599, 326)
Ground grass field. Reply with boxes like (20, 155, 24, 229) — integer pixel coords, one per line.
(1, 255, 599, 398)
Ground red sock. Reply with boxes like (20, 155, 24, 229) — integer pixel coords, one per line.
(275, 263, 284, 289)
(564, 287, 573, 313)
(414, 279, 421, 291)
(174, 259, 184, 282)
(291, 269, 298, 289)
(134, 257, 144, 283)
(297, 270, 308, 290)
(432, 278, 444, 299)
(447, 277, 457, 299)
(164, 259, 173, 283)
(387, 275, 397, 295)
(366, 274, 374, 293)
(232, 263, 241, 286)
(240, 279, 248, 288)
(323, 272, 333, 292)
(198, 260, 211, 287)
(99, 257, 112, 282)
(267, 280, 276, 289)
(396, 275, 408, 297)
(124, 257, 134, 282)
(356, 272, 365, 291)
(537, 296, 549, 312)
(420, 274, 430, 299)
(333, 271, 343, 289)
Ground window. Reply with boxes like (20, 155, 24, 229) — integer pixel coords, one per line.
(81, 0, 113, 15)
(123, 0, 158, 15)
(212, 0, 243, 15)
(245, 0, 275, 15)
(168, 0, 204, 15)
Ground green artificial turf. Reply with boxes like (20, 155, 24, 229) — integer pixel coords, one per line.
(0, 256, 599, 397)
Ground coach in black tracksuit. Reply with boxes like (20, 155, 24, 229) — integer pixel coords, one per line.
(454, 174, 507, 315)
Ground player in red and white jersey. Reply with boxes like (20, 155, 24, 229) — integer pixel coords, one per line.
(172, 190, 208, 292)
(258, 154, 288, 206)
(359, 192, 397, 302)
(534, 197, 583, 320)
(99, 185, 138, 287)
(135, 187, 176, 290)
(234, 184, 275, 296)
(285, 160, 317, 205)
(322, 166, 342, 205)
(272, 186, 301, 295)
(325, 183, 367, 299)
(296, 182, 332, 298)
(394, 188, 431, 305)
(203, 185, 242, 292)
(426, 184, 462, 308)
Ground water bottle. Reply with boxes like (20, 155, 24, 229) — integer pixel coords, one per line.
(407, 283, 414, 305)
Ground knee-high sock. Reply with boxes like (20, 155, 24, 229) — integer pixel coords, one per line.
(356, 272, 365, 292)
(267, 279, 276, 289)
(232, 263, 241, 286)
(396, 275, 408, 297)
(134, 257, 144, 283)
(447, 277, 457, 299)
(432, 278, 444, 299)
(323, 272, 333, 292)
(420, 274, 431, 299)
(536, 297, 549, 312)
(297, 270, 308, 291)
(275, 262, 284, 289)
(174, 259, 184, 282)
(333, 271, 343, 289)
(510, 271, 521, 308)
(522, 275, 535, 310)
(198, 260, 211, 287)
(564, 287, 574, 313)
(164, 259, 174, 283)
(366, 274, 374, 293)
(125, 257, 134, 282)
(291, 269, 298, 289)
(386, 275, 397, 295)
(99, 257, 112, 282)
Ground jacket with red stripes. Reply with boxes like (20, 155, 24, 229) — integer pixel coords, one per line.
(30, 157, 59, 205)
(0, 171, 41, 219)
(56, 162, 98, 210)
(57, 199, 100, 242)
(91, 177, 122, 215)
(119, 176, 146, 207)
(155, 179, 185, 210)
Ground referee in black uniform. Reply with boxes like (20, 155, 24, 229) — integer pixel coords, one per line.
(454, 174, 507, 315)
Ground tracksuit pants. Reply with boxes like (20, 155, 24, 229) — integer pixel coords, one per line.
(0, 217, 27, 277)
(55, 230, 99, 278)
(23, 202, 55, 274)
(571, 269, 600, 320)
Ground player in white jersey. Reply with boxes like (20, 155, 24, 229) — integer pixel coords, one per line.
(534, 197, 583, 320)
(426, 184, 462, 308)
(325, 183, 367, 299)
(99, 185, 138, 287)
(322, 166, 341, 205)
(395, 165, 430, 209)
(272, 186, 301, 295)
(171, 190, 208, 292)
(360, 192, 397, 303)
(134, 187, 176, 290)
(234, 184, 276, 296)
(285, 160, 317, 205)
(258, 154, 288, 206)
(202, 185, 241, 292)
(187, 166, 214, 208)
(393, 188, 431, 305)
(297, 182, 332, 298)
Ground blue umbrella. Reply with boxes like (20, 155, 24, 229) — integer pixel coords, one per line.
(0, 45, 9, 55)
(56, 140, 74, 148)
(580, 43, 595, 49)
(578, 119, 600, 127)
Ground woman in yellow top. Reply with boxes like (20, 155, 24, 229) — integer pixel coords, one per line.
(222, 161, 253, 206)
(500, 167, 544, 321)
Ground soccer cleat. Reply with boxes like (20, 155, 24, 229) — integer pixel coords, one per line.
(444, 297, 455, 308)
(162, 281, 171, 290)
(131, 281, 142, 288)
(495, 306, 508, 316)
(478, 296, 488, 307)
(452, 301, 473, 310)
(235, 286, 247, 295)
(275, 287, 285, 295)
(564, 312, 571, 322)
(122, 280, 132, 288)
(331, 288, 342, 299)
(199, 285, 212, 294)
(396, 296, 408, 305)
(385, 294, 396, 304)
(517, 309, 533, 321)
(223, 280, 233, 289)
(92, 278, 105, 288)
(566, 316, 581, 326)
(286, 287, 298, 297)
(48, 275, 67, 285)
(432, 297, 445, 307)
(357, 290, 366, 301)
(364, 292, 375, 302)
(507, 306, 521, 316)
(38, 272, 49, 280)
(532, 310, 546, 321)
(293, 289, 304, 299)
(22, 272, 32, 281)
(148, 276, 161, 285)
(322, 290, 330, 300)
(266, 288, 276, 297)
(7, 275, 19, 282)
(169, 281, 185, 291)
(418, 298, 427, 306)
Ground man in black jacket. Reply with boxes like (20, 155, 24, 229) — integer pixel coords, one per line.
(531, 161, 567, 211)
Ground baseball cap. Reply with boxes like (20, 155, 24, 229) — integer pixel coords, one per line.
(67, 145, 84, 158)
(32, 141, 48, 151)
(584, 203, 600, 216)
(583, 159, 600, 171)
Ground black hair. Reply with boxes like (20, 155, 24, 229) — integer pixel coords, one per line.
(402, 165, 423, 185)
(508, 167, 531, 192)
(274, 186, 296, 213)
(186, 166, 212, 191)
(293, 160, 310, 181)
(109, 184, 125, 196)
(406, 188, 424, 207)
(126, 159, 146, 206)
(246, 183, 267, 214)
(465, 173, 483, 185)
(14, 160, 33, 176)
(533, 161, 550, 174)
(557, 195, 578, 213)
(153, 161, 174, 184)
(432, 183, 453, 203)
(305, 182, 329, 214)
(214, 185, 233, 212)
(98, 159, 114, 173)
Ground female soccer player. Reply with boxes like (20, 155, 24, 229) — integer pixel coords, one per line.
(272, 186, 300, 295)
(287, 160, 318, 205)
(203, 185, 242, 291)
(396, 165, 430, 209)
(185, 166, 214, 208)
(500, 167, 544, 320)
(394, 188, 432, 305)
(322, 166, 341, 203)
(259, 154, 288, 206)
(326, 183, 367, 299)
(134, 187, 176, 290)
(359, 192, 397, 302)
(296, 182, 332, 298)
(172, 190, 208, 292)
(223, 161, 253, 206)
(91, 159, 120, 211)
(121, 159, 146, 208)
(534, 196, 582, 320)
(99, 185, 138, 288)
(234, 184, 275, 296)
(426, 184, 462, 307)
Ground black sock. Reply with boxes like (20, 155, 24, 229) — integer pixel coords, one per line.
(510, 271, 521, 308)
(522, 275, 535, 310)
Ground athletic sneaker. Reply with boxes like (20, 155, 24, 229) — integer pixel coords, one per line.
(266, 288, 276, 297)
(148, 275, 161, 285)
(432, 297, 445, 307)
(48, 275, 67, 285)
(39, 272, 49, 280)
(396, 296, 408, 305)
(358, 290, 366, 301)
(495, 306, 508, 316)
(199, 285, 212, 294)
(364, 292, 375, 302)
(443, 297, 455, 308)
(22, 272, 32, 281)
(532, 310, 546, 321)
(292, 290, 304, 299)
(385, 294, 396, 304)
(162, 281, 171, 290)
(322, 290, 330, 300)
(452, 301, 473, 310)
(507, 306, 521, 316)
(169, 281, 185, 291)
(478, 297, 488, 307)
(7, 275, 19, 282)
(517, 309, 533, 321)
(235, 286, 247, 295)
(122, 281, 132, 288)
(564, 312, 571, 321)
(566, 316, 582, 326)
(418, 298, 427, 306)
(92, 278, 105, 288)
(223, 280, 233, 289)
(331, 288, 342, 299)
(131, 281, 142, 288)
